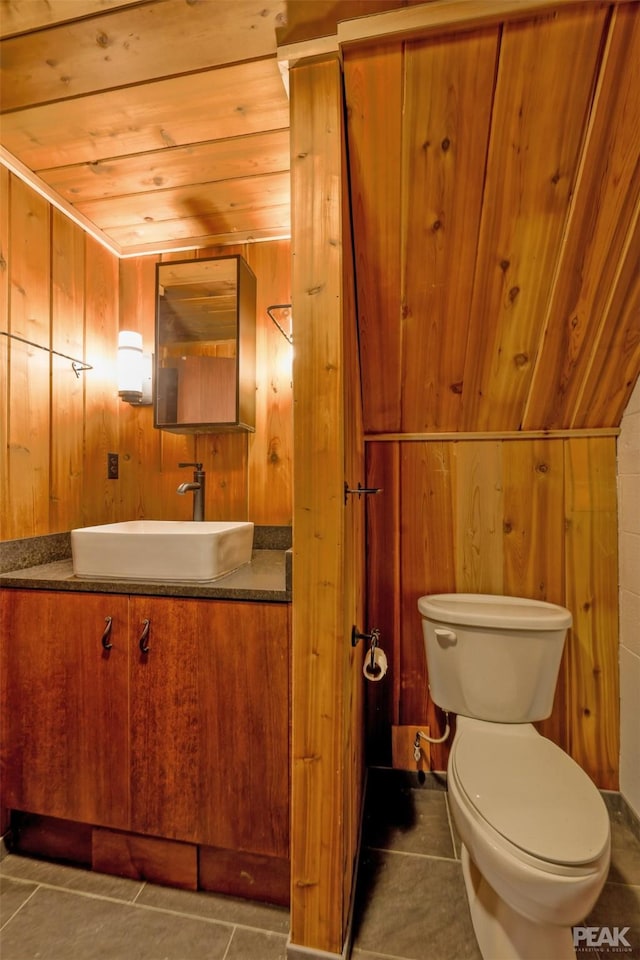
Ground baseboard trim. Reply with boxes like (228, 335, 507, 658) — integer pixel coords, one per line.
(286, 941, 350, 960)
(602, 789, 640, 843)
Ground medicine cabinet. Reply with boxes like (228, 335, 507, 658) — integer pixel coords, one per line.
(154, 255, 256, 433)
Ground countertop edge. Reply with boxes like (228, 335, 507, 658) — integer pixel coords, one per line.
(0, 550, 291, 603)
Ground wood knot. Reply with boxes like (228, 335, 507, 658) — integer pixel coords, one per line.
(499, 259, 510, 273)
(508, 286, 520, 303)
(441, 137, 451, 151)
(513, 353, 529, 368)
(450, 381, 463, 394)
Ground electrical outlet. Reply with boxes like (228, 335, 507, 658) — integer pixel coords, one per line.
(107, 452, 119, 480)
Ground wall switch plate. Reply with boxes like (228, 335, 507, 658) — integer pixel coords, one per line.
(107, 452, 119, 480)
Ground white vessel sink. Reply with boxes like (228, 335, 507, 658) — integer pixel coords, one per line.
(71, 520, 254, 582)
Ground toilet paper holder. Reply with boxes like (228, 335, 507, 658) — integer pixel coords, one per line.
(352, 625, 382, 671)
(352, 625, 380, 648)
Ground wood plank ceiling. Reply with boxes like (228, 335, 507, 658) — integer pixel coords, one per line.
(0, 0, 290, 256)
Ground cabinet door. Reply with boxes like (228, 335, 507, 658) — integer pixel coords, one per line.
(0, 590, 130, 828)
(129, 598, 289, 856)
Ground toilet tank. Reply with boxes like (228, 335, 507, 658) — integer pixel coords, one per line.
(417, 594, 572, 723)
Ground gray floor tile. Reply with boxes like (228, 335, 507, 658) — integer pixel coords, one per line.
(224, 927, 288, 959)
(0, 854, 144, 902)
(353, 848, 482, 960)
(0, 886, 233, 960)
(137, 882, 289, 934)
(609, 814, 640, 886)
(364, 785, 456, 860)
(0, 875, 37, 926)
(352, 951, 409, 960)
(1, 775, 639, 960)
(582, 881, 640, 960)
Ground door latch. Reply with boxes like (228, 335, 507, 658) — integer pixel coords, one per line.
(344, 481, 382, 504)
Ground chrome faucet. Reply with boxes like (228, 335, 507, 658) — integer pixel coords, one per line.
(177, 462, 205, 521)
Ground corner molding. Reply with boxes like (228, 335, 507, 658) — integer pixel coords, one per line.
(0, 146, 122, 258)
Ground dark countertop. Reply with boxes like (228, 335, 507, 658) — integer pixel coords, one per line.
(0, 527, 292, 602)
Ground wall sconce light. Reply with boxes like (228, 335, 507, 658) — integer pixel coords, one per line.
(117, 331, 152, 405)
(267, 304, 293, 345)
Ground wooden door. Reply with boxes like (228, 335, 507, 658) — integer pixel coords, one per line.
(290, 54, 367, 956)
(128, 596, 289, 853)
(0, 589, 130, 828)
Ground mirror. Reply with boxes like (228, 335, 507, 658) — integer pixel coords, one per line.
(154, 255, 256, 433)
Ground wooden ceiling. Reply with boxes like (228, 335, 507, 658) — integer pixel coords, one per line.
(0, 0, 291, 256)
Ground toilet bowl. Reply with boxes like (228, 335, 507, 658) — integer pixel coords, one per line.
(417, 593, 611, 960)
(448, 717, 610, 960)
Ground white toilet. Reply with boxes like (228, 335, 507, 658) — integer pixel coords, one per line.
(417, 593, 611, 960)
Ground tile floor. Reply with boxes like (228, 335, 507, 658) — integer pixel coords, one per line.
(1, 769, 639, 960)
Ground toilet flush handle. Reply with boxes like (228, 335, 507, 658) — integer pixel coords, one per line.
(434, 627, 457, 647)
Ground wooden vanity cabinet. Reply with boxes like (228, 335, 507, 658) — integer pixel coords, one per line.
(128, 595, 290, 857)
(1, 591, 130, 829)
(1, 590, 290, 863)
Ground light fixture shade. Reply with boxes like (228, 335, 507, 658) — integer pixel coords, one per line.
(118, 330, 144, 403)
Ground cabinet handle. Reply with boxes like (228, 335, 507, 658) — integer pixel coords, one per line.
(101, 616, 113, 650)
(139, 619, 151, 654)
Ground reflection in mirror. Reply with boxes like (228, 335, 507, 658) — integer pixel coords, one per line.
(154, 256, 256, 433)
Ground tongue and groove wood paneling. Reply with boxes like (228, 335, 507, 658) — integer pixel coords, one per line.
(0, 172, 293, 540)
(1, 1, 285, 110)
(345, 4, 640, 436)
(524, 3, 640, 430)
(461, 7, 608, 431)
(343, 3, 636, 789)
(366, 434, 619, 786)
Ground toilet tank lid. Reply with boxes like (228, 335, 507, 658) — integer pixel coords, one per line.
(417, 594, 572, 630)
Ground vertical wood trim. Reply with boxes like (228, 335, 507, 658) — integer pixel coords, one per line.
(82, 235, 119, 525)
(502, 439, 567, 747)
(341, 132, 366, 929)
(50, 210, 85, 531)
(247, 239, 293, 525)
(564, 437, 619, 789)
(365, 441, 401, 763)
(290, 55, 348, 956)
(399, 441, 456, 770)
(7, 176, 51, 538)
(344, 42, 404, 433)
(452, 441, 504, 594)
(403, 27, 498, 432)
(117, 255, 158, 521)
(0, 166, 9, 540)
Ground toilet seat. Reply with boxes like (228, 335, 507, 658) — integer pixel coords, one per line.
(452, 724, 609, 866)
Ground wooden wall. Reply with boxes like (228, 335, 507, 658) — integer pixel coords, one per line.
(366, 436, 619, 789)
(342, 2, 640, 790)
(0, 170, 293, 540)
(290, 54, 366, 956)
